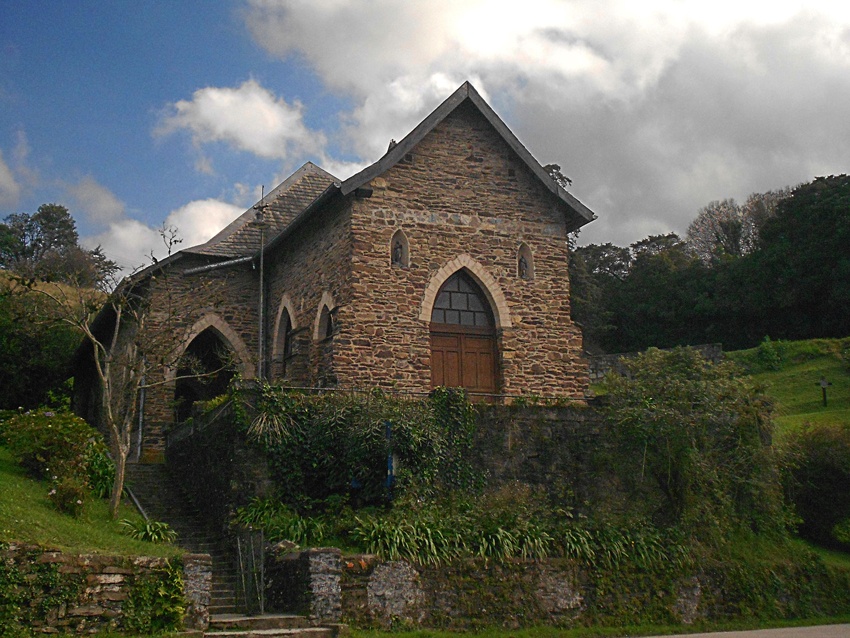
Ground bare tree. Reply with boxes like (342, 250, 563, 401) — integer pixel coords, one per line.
(685, 199, 749, 264)
(29, 227, 225, 517)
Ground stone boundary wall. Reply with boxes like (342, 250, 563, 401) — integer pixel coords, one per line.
(266, 549, 850, 630)
(0, 544, 211, 632)
(266, 548, 342, 623)
(587, 343, 723, 382)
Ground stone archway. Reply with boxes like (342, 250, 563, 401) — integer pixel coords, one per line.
(422, 257, 509, 398)
(172, 314, 253, 422)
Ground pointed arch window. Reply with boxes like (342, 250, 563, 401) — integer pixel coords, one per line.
(276, 308, 293, 377)
(318, 305, 334, 340)
(431, 270, 494, 328)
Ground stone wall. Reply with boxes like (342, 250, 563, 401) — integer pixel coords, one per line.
(587, 344, 723, 382)
(471, 404, 627, 512)
(266, 548, 850, 630)
(0, 544, 211, 632)
(266, 199, 352, 389)
(339, 101, 588, 398)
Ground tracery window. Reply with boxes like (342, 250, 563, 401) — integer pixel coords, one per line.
(431, 270, 494, 328)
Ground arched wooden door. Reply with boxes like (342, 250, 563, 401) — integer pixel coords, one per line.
(430, 270, 498, 397)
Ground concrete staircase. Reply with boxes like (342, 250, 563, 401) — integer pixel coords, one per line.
(124, 463, 239, 615)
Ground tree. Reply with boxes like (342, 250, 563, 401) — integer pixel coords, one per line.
(603, 347, 782, 538)
(0, 204, 116, 285)
(0, 276, 81, 409)
(685, 200, 751, 264)
(31, 226, 227, 517)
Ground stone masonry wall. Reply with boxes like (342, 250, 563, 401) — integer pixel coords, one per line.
(0, 544, 211, 632)
(341, 101, 588, 397)
(265, 199, 352, 388)
(137, 254, 260, 461)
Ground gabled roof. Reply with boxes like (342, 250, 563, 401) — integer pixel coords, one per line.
(181, 81, 595, 268)
(184, 162, 338, 259)
(341, 81, 596, 232)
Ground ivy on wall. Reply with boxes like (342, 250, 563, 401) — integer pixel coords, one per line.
(232, 384, 480, 509)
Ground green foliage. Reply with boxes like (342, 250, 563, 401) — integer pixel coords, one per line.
(48, 476, 87, 517)
(570, 176, 850, 352)
(232, 497, 325, 547)
(119, 518, 178, 544)
(0, 547, 85, 632)
(602, 347, 785, 539)
(1, 409, 114, 516)
(782, 422, 850, 549)
(0, 281, 79, 410)
(2, 410, 114, 516)
(123, 559, 185, 632)
(757, 336, 783, 371)
(233, 384, 480, 508)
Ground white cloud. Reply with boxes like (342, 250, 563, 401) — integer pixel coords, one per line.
(244, 0, 850, 247)
(162, 199, 243, 249)
(67, 176, 125, 225)
(0, 150, 21, 207)
(156, 79, 325, 163)
(75, 176, 243, 273)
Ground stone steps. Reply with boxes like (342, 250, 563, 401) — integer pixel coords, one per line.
(204, 614, 341, 638)
(125, 463, 238, 614)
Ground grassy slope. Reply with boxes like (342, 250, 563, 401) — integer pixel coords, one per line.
(726, 337, 850, 435)
(0, 446, 179, 557)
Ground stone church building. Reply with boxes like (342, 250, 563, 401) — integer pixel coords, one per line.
(75, 82, 596, 460)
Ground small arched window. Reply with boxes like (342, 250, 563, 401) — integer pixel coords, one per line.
(517, 243, 534, 281)
(390, 229, 410, 267)
(276, 308, 293, 377)
(318, 305, 334, 340)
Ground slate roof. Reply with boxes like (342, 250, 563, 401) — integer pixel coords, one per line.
(184, 162, 338, 259)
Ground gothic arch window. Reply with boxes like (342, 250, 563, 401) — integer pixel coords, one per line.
(430, 269, 498, 398)
(276, 308, 294, 377)
(517, 242, 534, 281)
(272, 295, 297, 379)
(318, 305, 334, 340)
(313, 292, 337, 342)
(390, 228, 409, 267)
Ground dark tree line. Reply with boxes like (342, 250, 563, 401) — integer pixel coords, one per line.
(572, 175, 850, 353)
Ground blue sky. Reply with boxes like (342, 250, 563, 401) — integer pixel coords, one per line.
(2, 1, 849, 272)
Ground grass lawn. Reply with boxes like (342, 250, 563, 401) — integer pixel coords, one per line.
(726, 338, 850, 436)
(0, 445, 180, 557)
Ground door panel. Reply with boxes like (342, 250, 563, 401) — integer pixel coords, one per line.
(430, 330, 497, 396)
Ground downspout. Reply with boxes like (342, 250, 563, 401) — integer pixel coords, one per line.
(136, 376, 145, 462)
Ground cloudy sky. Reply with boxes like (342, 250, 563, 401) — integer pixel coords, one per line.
(2, 1, 849, 271)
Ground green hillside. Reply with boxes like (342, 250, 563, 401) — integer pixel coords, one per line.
(726, 338, 850, 435)
(0, 446, 178, 557)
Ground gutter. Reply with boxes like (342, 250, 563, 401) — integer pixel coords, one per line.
(182, 254, 255, 276)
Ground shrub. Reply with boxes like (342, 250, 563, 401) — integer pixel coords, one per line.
(120, 519, 178, 544)
(602, 347, 784, 540)
(2, 409, 114, 515)
(48, 477, 87, 517)
(782, 422, 850, 549)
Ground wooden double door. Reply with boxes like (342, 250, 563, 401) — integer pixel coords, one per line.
(429, 270, 498, 397)
(430, 326, 497, 395)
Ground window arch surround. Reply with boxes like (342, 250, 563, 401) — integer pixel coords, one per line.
(169, 313, 254, 382)
(419, 254, 511, 329)
(390, 228, 410, 267)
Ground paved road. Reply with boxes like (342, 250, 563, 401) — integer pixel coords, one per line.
(648, 625, 850, 638)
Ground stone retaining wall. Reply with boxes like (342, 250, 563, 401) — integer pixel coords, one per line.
(0, 544, 211, 632)
(587, 343, 723, 382)
(266, 548, 850, 630)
